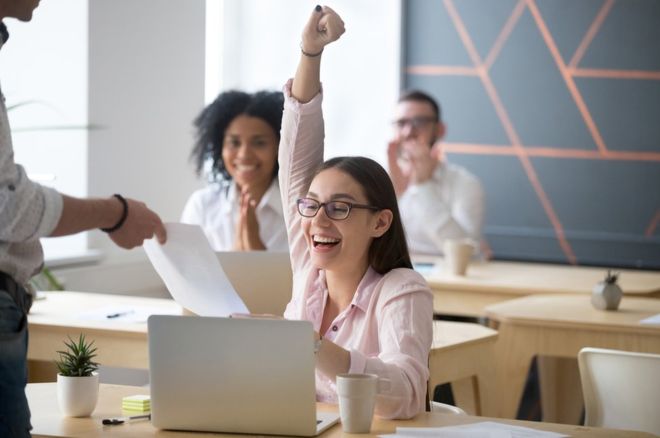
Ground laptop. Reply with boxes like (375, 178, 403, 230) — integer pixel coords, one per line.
(215, 251, 293, 316)
(148, 315, 339, 436)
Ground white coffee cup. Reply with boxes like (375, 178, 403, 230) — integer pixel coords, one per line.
(443, 238, 475, 276)
(336, 373, 389, 433)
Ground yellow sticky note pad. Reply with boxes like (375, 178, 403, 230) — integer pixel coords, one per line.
(122, 394, 151, 412)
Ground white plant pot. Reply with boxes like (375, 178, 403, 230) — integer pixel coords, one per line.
(57, 372, 99, 417)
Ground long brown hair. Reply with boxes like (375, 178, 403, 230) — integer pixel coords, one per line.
(317, 157, 412, 274)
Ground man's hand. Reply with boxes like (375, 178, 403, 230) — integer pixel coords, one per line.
(109, 199, 166, 249)
(387, 140, 410, 197)
(400, 139, 439, 185)
(301, 5, 345, 55)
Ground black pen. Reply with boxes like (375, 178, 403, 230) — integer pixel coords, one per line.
(106, 310, 133, 319)
(102, 413, 150, 425)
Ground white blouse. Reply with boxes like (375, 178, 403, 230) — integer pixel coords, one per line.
(180, 179, 288, 251)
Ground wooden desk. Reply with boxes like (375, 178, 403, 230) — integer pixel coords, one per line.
(429, 321, 497, 416)
(28, 291, 181, 378)
(420, 259, 660, 317)
(27, 383, 656, 437)
(485, 295, 660, 422)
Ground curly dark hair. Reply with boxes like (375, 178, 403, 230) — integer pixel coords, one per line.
(191, 90, 284, 182)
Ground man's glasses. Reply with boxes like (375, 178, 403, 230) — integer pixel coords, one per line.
(392, 116, 437, 130)
(296, 198, 380, 221)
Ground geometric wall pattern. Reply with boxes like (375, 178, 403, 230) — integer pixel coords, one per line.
(404, 0, 660, 268)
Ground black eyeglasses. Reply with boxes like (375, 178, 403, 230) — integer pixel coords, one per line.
(296, 198, 381, 221)
(392, 116, 437, 130)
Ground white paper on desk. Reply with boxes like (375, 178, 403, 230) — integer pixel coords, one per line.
(381, 422, 568, 438)
(143, 223, 248, 316)
(640, 313, 660, 325)
(75, 306, 181, 323)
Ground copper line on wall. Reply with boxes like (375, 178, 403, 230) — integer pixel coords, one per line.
(570, 68, 660, 80)
(527, 0, 609, 156)
(645, 210, 660, 237)
(406, 65, 479, 76)
(568, 0, 615, 69)
(443, 143, 660, 162)
(484, 0, 526, 70)
(445, 0, 577, 264)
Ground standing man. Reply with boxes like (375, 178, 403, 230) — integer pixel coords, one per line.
(387, 90, 484, 255)
(0, 1, 167, 435)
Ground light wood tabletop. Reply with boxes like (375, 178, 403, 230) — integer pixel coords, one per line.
(485, 295, 660, 422)
(28, 291, 182, 372)
(417, 258, 660, 317)
(27, 383, 657, 437)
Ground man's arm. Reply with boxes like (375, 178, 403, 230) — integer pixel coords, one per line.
(50, 194, 167, 249)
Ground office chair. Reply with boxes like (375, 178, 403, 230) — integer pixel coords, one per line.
(578, 347, 660, 435)
(430, 401, 467, 415)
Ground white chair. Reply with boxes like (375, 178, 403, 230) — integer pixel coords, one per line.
(578, 347, 660, 435)
(430, 401, 467, 415)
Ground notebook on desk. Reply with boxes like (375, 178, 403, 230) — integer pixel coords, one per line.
(148, 315, 339, 436)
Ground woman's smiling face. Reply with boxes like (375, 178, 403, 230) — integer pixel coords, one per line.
(221, 114, 278, 191)
(302, 168, 384, 273)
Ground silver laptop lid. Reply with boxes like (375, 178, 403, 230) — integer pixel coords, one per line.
(148, 315, 318, 436)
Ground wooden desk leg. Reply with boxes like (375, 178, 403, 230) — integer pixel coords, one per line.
(492, 323, 537, 419)
(538, 356, 583, 425)
(451, 377, 479, 415)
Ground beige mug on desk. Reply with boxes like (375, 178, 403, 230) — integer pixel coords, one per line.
(443, 238, 475, 276)
(336, 373, 390, 433)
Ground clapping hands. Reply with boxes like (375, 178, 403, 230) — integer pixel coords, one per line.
(233, 186, 266, 251)
(387, 139, 442, 197)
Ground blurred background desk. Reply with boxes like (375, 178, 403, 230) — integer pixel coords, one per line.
(27, 291, 181, 381)
(27, 383, 656, 437)
(416, 258, 660, 317)
(485, 295, 660, 423)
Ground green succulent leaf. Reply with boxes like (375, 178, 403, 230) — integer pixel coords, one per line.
(54, 334, 100, 377)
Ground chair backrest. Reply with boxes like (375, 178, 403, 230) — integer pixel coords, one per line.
(430, 401, 467, 415)
(578, 347, 660, 435)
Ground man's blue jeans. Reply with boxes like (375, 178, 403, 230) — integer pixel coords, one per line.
(0, 288, 32, 437)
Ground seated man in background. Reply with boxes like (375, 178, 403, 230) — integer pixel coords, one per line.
(387, 91, 484, 255)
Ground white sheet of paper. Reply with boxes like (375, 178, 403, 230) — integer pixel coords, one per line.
(640, 313, 660, 325)
(75, 305, 181, 323)
(143, 223, 248, 316)
(381, 422, 569, 438)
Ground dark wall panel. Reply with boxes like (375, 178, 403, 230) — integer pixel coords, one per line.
(403, 0, 660, 268)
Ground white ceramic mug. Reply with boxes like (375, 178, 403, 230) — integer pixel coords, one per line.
(336, 373, 389, 433)
(443, 238, 475, 276)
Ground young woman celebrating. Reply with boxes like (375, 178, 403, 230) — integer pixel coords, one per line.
(280, 5, 433, 419)
(181, 90, 287, 251)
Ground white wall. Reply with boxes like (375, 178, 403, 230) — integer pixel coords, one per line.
(87, 0, 206, 258)
(6, 1, 401, 295)
(1, 1, 89, 257)
(214, 0, 402, 163)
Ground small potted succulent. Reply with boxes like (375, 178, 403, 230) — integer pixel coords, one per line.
(55, 334, 100, 417)
(591, 270, 623, 311)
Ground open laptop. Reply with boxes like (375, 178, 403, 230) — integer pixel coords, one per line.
(215, 251, 292, 316)
(148, 315, 339, 436)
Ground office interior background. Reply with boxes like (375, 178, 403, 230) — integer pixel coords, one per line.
(2, 0, 659, 299)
